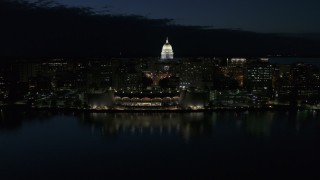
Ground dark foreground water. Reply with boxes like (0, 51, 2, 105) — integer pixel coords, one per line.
(0, 110, 320, 179)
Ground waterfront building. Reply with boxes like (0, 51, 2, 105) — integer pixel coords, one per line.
(179, 89, 209, 109)
(291, 63, 320, 98)
(87, 60, 113, 90)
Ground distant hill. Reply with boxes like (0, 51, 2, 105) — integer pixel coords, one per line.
(286, 33, 320, 41)
(1, 0, 320, 58)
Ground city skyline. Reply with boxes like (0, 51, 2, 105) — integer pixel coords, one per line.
(1, 1, 320, 179)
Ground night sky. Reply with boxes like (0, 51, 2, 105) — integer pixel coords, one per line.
(1, 0, 320, 57)
(29, 0, 320, 33)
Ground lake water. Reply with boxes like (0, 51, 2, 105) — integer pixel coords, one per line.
(0, 110, 320, 179)
(269, 57, 320, 67)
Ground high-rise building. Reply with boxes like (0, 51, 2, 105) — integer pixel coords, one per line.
(179, 59, 203, 89)
(290, 63, 320, 97)
(87, 60, 114, 90)
(0, 68, 7, 104)
(228, 58, 246, 87)
(244, 60, 274, 93)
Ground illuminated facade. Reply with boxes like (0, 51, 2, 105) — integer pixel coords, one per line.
(244, 60, 274, 92)
(179, 60, 203, 88)
(161, 37, 174, 60)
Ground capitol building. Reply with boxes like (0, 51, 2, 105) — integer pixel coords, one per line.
(84, 37, 210, 109)
(161, 37, 174, 60)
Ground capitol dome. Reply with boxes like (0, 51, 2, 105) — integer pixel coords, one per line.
(161, 37, 174, 60)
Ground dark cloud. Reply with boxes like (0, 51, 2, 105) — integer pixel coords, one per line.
(1, 0, 320, 58)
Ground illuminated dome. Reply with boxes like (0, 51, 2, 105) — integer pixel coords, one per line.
(161, 37, 174, 60)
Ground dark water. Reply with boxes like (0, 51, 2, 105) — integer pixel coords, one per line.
(1, 110, 320, 179)
(269, 57, 320, 67)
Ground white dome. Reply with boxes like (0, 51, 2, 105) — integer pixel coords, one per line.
(162, 43, 173, 51)
(161, 37, 174, 60)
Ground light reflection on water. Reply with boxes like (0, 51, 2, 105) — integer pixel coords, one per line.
(74, 111, 319, 140)
(79, 112, 212, 142)
(0, 110, 320, 179)
(0, 110, 319, 139)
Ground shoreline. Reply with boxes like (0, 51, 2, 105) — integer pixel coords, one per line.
(1, 105, 318, 113)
